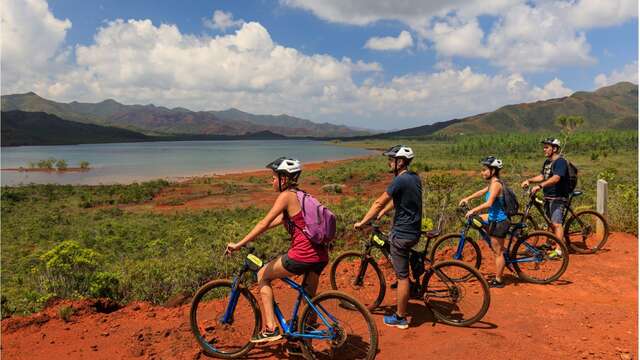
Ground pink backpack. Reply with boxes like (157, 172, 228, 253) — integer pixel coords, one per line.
(294, 190, 337, 246)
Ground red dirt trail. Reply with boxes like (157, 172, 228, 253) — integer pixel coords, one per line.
(2, 233, 637, 360)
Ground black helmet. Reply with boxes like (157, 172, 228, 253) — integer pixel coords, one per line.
(541, 138, 561, 148)
(480, 156, 503, 169)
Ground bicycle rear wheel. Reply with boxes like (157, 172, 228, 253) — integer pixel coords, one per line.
(510, 231, 569, 284)
(190, 279, 261, 358)
(423, 260, 490, 327)
(565, 210, 609, 254)
(429, 234, 482, 280)
(299, 291, 378, 360)
(329, 251, 386, 310)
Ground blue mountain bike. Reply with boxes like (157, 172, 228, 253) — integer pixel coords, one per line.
(429, 201, 569, 284)
(190, 248, 378, 359)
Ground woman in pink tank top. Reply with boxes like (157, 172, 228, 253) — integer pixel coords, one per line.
(225, 157, 328, 343)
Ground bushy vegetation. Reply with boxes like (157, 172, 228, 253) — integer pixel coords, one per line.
(1, 130, 636, 315)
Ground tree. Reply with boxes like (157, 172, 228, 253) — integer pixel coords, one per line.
(555, 115, 584, 154)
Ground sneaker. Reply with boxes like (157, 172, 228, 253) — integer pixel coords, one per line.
(488, 278, 505, 288)
(383, 313, 409, 329)
(250, 328, 282, 343)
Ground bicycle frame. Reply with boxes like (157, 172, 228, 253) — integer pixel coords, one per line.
(453, 208, 544, 267)
(221, 265, 338, 341)
(527, 193, 582, 228)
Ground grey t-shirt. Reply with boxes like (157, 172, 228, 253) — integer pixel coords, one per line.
(386, 171, 423, 241)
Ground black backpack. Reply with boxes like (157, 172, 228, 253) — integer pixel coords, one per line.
(497, 179, 519, 217)
(553, 156, 578, 192)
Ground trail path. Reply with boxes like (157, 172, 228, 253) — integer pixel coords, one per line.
(2, 233, 637, 360)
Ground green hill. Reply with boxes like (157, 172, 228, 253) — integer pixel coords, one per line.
(438, 82, 638, 135)
(1, 111, 150, 146)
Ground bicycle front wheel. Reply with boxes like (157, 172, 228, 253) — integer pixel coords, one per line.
(510, 231, 569, 284)
(423, 260, 491, 327)
(299, 290, 378, 360)
(190, 279, 261, 358)
(565, 210, 609, 254)
(329, 251, 386, 310)
(429, 233, 482, 280)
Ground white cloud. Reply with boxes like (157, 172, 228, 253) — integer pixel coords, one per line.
(204, 10, 244, 32)
(429, 19, 489, 58)
(364, 31, 413, 51)
(0, 0, 71, 93)
(594, 62, 639, 87)
(283, 0, 636, 73)
(529, 78, 573, 99)
(2, 1, 579, 130)
(567, 0, 638, 28)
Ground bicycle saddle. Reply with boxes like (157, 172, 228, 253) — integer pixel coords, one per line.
(423, 230, 441, 239)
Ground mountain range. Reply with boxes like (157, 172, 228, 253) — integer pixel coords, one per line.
(1, 81, 637, 146)
(0, 93, 368, 137)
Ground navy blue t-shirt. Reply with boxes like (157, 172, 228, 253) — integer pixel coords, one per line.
(386, 171, 422, 241)
(541, 157, 569, 198)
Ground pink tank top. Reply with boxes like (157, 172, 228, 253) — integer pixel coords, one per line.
(285, 211, 329, 263)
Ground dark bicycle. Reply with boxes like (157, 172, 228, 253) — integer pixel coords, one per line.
(513, 189, 609, 254)
(190, 248, 378, 359)
(430, 194, 569, 284)
(329, 223, 491, 327)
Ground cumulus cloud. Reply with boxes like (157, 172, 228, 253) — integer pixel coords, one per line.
(2, 0, 578, 129)
(594, 62, 639, 88)
(283, 0, 637, 73)
(529, 78, 573, 99)
(204, 10, 244, 32)
(364, 31, 413, 51)
(1, 0, 71, 93)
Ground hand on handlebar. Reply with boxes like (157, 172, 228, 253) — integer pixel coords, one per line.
(521, 180, 530, 189)
(224, 242, 242, 256)
(464, 209, 476, 219)
(458, 198, 468, 207)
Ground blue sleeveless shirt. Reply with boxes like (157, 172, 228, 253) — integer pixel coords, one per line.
(485, 188, 508, 222)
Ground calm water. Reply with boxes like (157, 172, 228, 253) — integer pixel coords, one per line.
(1, 140, 373, 186)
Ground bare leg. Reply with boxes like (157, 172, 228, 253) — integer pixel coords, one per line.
(491, 236, 506, 282)
(551, 223, 564, 249)
(256, 256, 295, 330)
(396, 278, 410, 317)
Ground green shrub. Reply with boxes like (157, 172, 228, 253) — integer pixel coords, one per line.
(58, 305, 75, 322)
(55, 160, 68, 171)
(37, 240, 100, 298)
(79, 161, 90, 169)
(89, 272, 120, 299)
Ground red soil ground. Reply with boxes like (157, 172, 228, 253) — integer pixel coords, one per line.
(2, 232, 637, 360)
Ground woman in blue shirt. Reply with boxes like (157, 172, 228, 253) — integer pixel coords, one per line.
(459, 156, 509, 288)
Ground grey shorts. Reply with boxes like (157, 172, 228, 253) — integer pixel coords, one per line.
(545, 199, 567, 224)
(389, 233, 420, 280)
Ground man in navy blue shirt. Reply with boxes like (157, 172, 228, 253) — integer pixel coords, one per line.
(521, 138, 569, 250)
(355, 145, 422, 329)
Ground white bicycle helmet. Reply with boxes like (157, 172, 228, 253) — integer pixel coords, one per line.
(266, 157, 302, 174)
(480, 156, 503, 169)
(383, 145, 415, 159)
(541, 138, 561, 148)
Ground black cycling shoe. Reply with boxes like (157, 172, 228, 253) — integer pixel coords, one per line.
(488, 279, 505, 288)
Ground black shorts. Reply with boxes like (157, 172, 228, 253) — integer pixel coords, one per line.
(282, 253, 327, 275)
(487, 220, 510, 238)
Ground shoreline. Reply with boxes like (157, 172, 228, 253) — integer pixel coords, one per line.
(0, 154, 376, 186)
(1, 167, 90, 173)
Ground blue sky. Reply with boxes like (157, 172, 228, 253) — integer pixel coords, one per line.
(2, 0, 638, 130)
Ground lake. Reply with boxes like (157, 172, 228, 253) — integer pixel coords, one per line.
(0, 140, 373, 186)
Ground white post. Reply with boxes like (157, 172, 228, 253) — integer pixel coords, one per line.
(596, 179, 608, 237)
(596, 179, 608, 216)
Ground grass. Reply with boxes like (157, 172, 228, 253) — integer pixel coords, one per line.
(0, 130, 636, 315)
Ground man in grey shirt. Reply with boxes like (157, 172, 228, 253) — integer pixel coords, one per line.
(355, 145, 422, 329)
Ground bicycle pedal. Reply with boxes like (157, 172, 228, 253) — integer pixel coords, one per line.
(285, 343, 304, 357)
